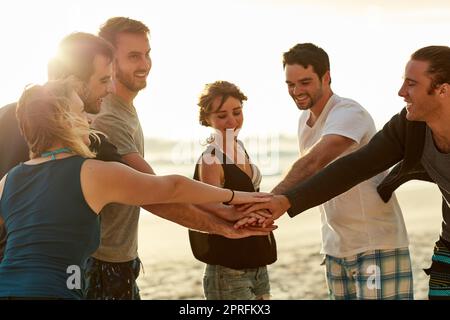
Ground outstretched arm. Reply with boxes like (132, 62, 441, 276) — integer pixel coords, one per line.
(98, 150, 272, 237)
(237, 134, 356, 226)
(284, 110, 409, 217)
(142, 203, 275, 239)
(272, 134, 355, 195)
(80, 160, 270, 214)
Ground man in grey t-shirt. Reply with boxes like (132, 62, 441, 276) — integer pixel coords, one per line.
(85, 17, 152, 300)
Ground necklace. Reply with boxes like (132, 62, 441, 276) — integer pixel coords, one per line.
(41, 147, 72, 160)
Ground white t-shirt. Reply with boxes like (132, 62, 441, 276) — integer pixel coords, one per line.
(298, 94, 409, 257)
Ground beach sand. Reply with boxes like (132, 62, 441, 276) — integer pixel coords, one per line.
(137, 181, 442, 300)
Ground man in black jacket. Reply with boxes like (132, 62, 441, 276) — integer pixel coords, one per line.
(243, 45, 450, 300)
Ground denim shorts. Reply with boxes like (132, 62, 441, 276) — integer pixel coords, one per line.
(203, 264, 271, 300)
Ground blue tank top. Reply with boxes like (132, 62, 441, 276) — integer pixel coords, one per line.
(0, 156, 100, 299)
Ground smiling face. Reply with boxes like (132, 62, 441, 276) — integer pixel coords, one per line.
(84, 54, 113, 114)
(113, 32, 151, 93)
(285, 64, 329, 112)
(398, 59, 442, 122)
(206, 96, 244, 138)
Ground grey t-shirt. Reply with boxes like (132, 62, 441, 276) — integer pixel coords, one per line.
(91, 94, 145, 262)
(421, 126, 450, 242)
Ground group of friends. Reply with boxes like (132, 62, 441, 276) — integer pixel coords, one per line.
(0, 16, 449, 301)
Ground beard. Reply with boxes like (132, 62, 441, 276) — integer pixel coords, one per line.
(82, 95, 101, 114)
(115, 65, 147, 93)
(79, 85, 102, 115)
(294, 86, 324, 110)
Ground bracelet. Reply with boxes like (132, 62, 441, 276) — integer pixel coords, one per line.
(223, 189, 235, 205)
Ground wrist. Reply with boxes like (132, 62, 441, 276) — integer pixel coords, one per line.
(223, 189, 234, 205)
(210, 214, 231, 236)
(278, 195, 291, 211)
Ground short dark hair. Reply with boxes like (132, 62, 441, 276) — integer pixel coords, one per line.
(47, 32, 114, 82)
(99, 17, 150, 47)
(282, 43, 330, 82)
(198, 81, 247, 127)
(411, 45, 450, 90)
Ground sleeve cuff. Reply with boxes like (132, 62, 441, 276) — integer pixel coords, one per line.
(283, 191, 301, 218)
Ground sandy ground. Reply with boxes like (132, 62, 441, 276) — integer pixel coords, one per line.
(137, 181, 443, 300)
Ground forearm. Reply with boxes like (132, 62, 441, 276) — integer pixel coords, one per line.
(284, 135, 402, 217)
(142, 203, 226, 234)
(283, 111, 409, 217)
(196, 203, 234, 221)
(271, 158, 320, 195)
(172, 175, 233, 204)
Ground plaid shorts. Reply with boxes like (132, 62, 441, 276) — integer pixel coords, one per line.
(325, 248, 413, 300)
(82, 257, 141, 300)
(424, 237, 450, 300)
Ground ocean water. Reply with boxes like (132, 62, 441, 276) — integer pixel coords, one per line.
(144, 135, 299, 192)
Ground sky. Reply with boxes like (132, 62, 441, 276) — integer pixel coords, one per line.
(1, 0, 449, 140)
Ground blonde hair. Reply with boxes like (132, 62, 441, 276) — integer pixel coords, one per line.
(16, 78, 98, 159)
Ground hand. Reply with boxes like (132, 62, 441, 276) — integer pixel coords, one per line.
(235, 195, 291, 227)
(232, 210, 272, 228)
(229, 190, 273, 205)
(221, 223, 278, 239)
(218, 205, 272, 222)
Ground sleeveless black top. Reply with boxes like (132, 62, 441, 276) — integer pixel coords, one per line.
(188, 145, 277, 269)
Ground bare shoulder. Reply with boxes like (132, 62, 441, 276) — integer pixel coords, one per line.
(198, 154, 224, 186)
(81, 159, 135, 183)
(79, 159, 135, 213)
(199, 153, 222, 173)
(82, 158, 127, 172)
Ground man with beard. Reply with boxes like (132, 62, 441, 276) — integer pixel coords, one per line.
(269, 43, 412, 299)
(84, 17, 150, 300)
(0, 32, 117, 262)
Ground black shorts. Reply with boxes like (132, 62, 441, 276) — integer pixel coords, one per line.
(83, 256, 141, 300)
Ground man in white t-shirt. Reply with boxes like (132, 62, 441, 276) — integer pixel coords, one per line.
(271, 43, 413, 299)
